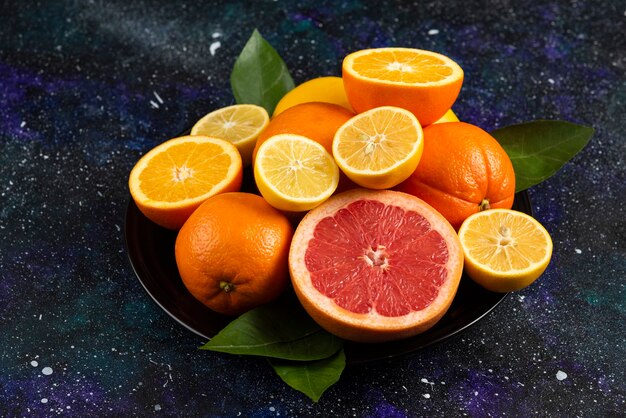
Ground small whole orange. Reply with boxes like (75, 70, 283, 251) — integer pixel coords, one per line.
(175, 192, 294, 316)
(396, 122, 516, 230)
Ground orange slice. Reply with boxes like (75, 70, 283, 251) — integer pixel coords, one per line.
(128, 135, 242, 230)
(332, 106, 423, 189)
(289, 189, 464, 342)
(342, 48, 464, 126)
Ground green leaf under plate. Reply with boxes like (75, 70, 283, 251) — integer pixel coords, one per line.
(269, 349, 346, 402)
(200, 299, 344, 361)
(491, 120, 594, 193)
(230, 29, 295, 115)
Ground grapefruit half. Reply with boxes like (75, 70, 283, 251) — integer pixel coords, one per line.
(289, 189, 464, 343)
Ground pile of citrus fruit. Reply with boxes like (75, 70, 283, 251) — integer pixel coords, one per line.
(128, 47, 553, 343)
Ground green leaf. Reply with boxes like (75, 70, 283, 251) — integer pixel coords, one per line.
(230, 29, 295, 115)
(491, 120, 594, 192)
(270, 349, 346, 402)
(199, 300, 344, 361)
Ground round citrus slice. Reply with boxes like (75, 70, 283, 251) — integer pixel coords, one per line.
(342, 47, 464, 126)
(190, 104, 269, 166)
(458, 209, 553, 292)
(128, 135, 242, 230)
(332, 106, 424, 189)
(273, 76, 354, 116)
(289, 189, 464, 343)
(254, 134, 339, 212)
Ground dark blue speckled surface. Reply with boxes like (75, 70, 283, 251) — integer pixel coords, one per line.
(1, 1, 625, 416)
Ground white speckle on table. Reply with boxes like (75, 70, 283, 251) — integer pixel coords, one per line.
(575, 248, 582, 254)
(557, 370, 568, 381)
(42, 367, 53, 375)
(428, 29, 439, 35)
(269, 406, 276, 412)
(31, 360, 38, 367)
(210, 41, 221, 56)
(548, 78, 555, 84)
(20, 121, 26, 128)
(41, 398, 48, 404)
(154, 404, 161, 411)
(153, 91, 164, 104)
(150, 100, 159, 109)
(422, 393, 431, 399)
(212, 32, 222, 38)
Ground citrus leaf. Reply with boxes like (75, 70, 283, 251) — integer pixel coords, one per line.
(199, 300, 344, 361)
(230, 29, 295, 115)
(491, 120, 594, 193)
(269, 349, 346, 402)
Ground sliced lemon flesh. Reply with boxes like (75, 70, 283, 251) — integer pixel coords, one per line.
(332, 106, 423, 189)
(191, 104, 269, 166)
(458, 209, 553, 292)
(254, 134, 339, 212)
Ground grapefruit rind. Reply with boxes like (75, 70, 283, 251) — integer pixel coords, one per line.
(289, 189, 464, 343)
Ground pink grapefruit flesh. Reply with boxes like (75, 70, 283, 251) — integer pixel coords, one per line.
(289, 188, 464, 343)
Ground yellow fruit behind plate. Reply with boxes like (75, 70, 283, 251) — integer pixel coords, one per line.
(332, 106, 424, 189)
(273, 76, 353, 117)
(191, 104, 269, 166)
(458, 209, 553, 292)
(254, 134, 339, 212)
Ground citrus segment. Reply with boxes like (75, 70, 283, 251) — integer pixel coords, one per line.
(191, 104, 269, 166)
(458, 209, 553, 292)
(128, 135, 242, 230)
(342, 48, 464, 126)
(254, 134, 339, 212)
(332, 106, 423, 189)
(273, 76, 353, 116)
(175, 192, 293, 315)
(289, 189, 464, 342)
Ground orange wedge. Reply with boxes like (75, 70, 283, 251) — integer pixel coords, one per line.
(128, 135, 242, 230)
(342, 48, 464, 126)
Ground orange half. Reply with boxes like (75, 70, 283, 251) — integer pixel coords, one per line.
(128, 135, 242, 229)
(342, 48, 464, 126)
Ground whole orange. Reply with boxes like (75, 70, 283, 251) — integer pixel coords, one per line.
(251, 102, 354, 164)
(175, 192, 293, 316)
(395, 122, 515, 230)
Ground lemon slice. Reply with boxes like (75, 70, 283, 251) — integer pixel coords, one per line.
(332, 106, 423, 189)
(458, 209, 553, 292)
(191, 104, 269, 166)
(254, 134, 339, 212)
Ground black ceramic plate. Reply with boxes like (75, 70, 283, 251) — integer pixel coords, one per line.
(125, 173, 532, 365)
